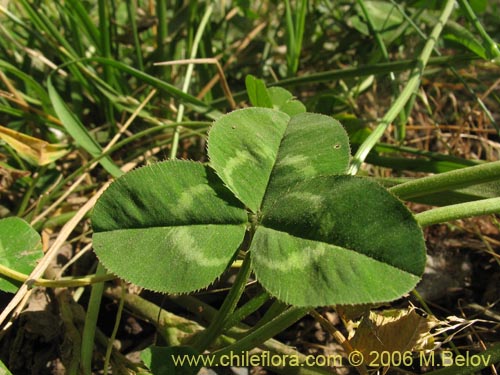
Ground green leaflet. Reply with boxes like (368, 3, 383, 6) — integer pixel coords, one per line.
(245, 75, 272, 108)
(262, 112, 350, 207)
(92, 161, 247, 293)
(92, 107, 426, 307)
(253, 176, 426, 306)
(0, 217, 43, 293)
(208, 108, 289, 212)
(208, 108, 350, 212)
(245, 75, 306, 116)
(93, 225, 245, 293)
(267, 87, 306, 116)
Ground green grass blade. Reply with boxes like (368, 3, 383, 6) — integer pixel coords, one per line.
(210, 55, 477, 108)
(92, 57, 217, 115)
(284, 0, 295, 77)
(391, 1, 499, 132)
(51, 57, 220, 118)
(47, 77, 123, 178)
(212, 307, 308, 360)
(356, 0, 407, 140)
(364, 142, 480, 174)
(65, 0, 100, 49)
(98, 0, 117, 126)
(270, 54, 477, 88)
(156, 0, 168, 63)
(125, 0, 144, 71)
(374, 143, 479, 167)
(63, 3, 85, 58)
(0, 105, 24, 117)
(0, 60, 51, 109)
(348, 0, 456, 175)
(171, 3, 213, 158)
(18, 0, 77, 58)
(443, 20, 487, 59)
(284, 0, 307, 76)
(98, 0, 112, 61)
(367, 154, 474, 174)
(294, 0, 307, 57)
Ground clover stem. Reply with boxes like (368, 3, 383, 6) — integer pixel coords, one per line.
(416, 197, 500, 227)
(193, 249, 253, 352)
(211, 306, 309, 362)
(390, 160, 500, 200)
(221, 290, 270, 331)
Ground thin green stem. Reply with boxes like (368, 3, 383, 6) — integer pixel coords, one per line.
(170, 4, 213, 159)
(65, 0, 100, 48)
(81, 262, 107, 375)
(284, 0, 295, 73)
(416, 197, 500, 227)
(17, 165, 46, 217)
(457, 0, 500, 59)
(389, 0, 499, 133)
(0, 261, 115, 287)
(113, 291, 332, 375)
(389, 160, 500, 200)
(211, 306, 309, 362)
(126, 0, 144, 71)
(103, 282, 126, 375)
(348, 0, 456, 175)
(284, 0, 307, 76)
(208, 55, 477, 107)
(253, 299, 289, 330)
(193, 251, 253, 352)
(50, 57, 216, 112)
(98, 0, 115, 126)
(357, 0, 406, 140)
(222, 290, 270, 331)
(375, 142, 479, 166)
(269, 54, 477, 88)
(155, 0, 167, 61)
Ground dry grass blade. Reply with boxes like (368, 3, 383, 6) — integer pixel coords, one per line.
(155, 58, 236, 109)
(197, 21, 267, 99)
(0, 71, 28, 106)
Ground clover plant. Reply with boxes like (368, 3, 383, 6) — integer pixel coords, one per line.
(91, 104, 426, 307)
